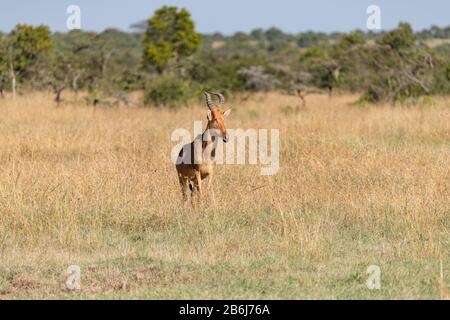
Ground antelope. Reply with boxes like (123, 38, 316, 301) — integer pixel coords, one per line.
(176, 92, 232, 206)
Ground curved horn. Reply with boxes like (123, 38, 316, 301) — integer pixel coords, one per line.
(211, 92, 225, 107)
(204, 91, 214, 110)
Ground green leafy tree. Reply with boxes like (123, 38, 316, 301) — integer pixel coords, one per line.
(0, 34, 8, 97)
(144, 73, 194, 107)
(358, 23, 431, 103)
(52, 30, 97, 93)
(7, 24, 53, 98)
(334, 31, 366, 52)
(380, 22, 416, 51)
(265, 27, 292, 51)
(142, 6, 201, 73)
(330, 32, 367, 91)
(299, 47, 339, 95)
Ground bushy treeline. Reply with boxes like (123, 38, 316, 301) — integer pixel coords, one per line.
(0, 6, 449, 106)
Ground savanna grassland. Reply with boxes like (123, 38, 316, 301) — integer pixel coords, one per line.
(0, 92, 448, 299)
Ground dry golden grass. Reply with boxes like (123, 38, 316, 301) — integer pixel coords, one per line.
(0, 91, 448, 299)
(425, 38, 450, 48)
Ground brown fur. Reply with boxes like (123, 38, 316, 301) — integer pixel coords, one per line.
(176, 105, 231, 207)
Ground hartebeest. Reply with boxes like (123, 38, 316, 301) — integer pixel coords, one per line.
(176, 92, 231, 206)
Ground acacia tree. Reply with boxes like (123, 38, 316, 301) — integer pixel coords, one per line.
(142, 6, 201, 73)
(380, 22, 416, 51)
(329, 23, 435, 103)
(298, 47, 340, 95)
(34, 51, 71, 105)
(364, 23, 434, 102)
(53, 30, 96, 94)
(5, 25, 53, 98)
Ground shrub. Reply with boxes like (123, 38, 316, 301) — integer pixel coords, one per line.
(143, 74, 193, 107)
(237, 66, 280, 92)
(299, 47, 327, 61)
(380, 22, 416, 51)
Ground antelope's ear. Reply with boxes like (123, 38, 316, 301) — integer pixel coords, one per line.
(223, 108, 232, 118)
(207, 109, 212, 121)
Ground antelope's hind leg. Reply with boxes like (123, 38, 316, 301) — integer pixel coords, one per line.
(205, 173, 216, 206)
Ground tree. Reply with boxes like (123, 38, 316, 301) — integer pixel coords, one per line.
(334, 31, 366, 52)
(330, 32, 367, 92)
(144, 73, 193, 107)
(142, 6, 201, 73)
(52, 30, 95, 94)
(265, 27, 292, 51)
(0, 34, 8, 97)
(359, 22, 432, 103)
(35, 50, 72, 105)
(237, 66, 280, 92)
(299, 47, 339, 95)
(6, 24, 53, 98)
(380, 22, 416, 51)
(250, 29, 265, 41)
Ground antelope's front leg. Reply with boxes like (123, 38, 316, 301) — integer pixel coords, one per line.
(193, 171, 202, 208)
(178, 174, 189, 203)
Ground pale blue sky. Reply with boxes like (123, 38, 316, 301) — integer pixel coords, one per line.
(1, 0, 449, 34)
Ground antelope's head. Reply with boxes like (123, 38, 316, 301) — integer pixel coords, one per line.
(204, 91, 232, 143)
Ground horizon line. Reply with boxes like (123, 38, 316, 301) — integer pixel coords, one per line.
(1, 22, 449, 36)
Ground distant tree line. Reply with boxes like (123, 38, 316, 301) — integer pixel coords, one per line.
(0, 6, 449, 106)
